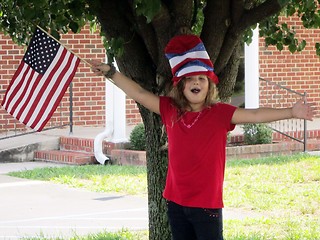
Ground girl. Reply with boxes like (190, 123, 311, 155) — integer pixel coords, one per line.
(90, 34, 314, 240)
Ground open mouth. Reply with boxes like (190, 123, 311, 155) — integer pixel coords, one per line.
(191, 88, 200, 93)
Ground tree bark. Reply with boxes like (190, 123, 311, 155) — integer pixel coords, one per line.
(139, 105, 171, 240)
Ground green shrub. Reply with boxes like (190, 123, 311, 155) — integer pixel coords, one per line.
(242, 123, 273, 145)
(129, 123, 146, 150)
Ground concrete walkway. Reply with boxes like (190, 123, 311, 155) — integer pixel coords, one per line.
(0, 161, 266, 240)
(0, 161, 148, 240)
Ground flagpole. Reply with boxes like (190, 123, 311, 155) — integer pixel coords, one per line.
(36, 25, 115, 84)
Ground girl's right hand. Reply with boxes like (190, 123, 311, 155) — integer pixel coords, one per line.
(88, 60, 110, 76)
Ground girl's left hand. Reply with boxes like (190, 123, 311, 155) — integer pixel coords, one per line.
(292, 99, 315, 121)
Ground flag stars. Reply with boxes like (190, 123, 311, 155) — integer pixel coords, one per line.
(24, 28, 60, 74)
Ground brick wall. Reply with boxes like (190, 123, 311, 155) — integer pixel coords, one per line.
(0, 32, 25, 131)
(0, 25, 142, 134)
(259, 16, 320, 118)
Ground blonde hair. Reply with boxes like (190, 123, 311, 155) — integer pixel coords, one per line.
(169, 77, 219, 117)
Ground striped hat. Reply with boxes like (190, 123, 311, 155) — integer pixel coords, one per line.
(165, 34, 219, 86)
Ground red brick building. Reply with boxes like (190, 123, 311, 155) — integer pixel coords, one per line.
(1, 19, 319, 135)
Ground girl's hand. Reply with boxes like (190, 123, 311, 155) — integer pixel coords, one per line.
(292, 98, 315, 121)
(88, 60, 110, 76)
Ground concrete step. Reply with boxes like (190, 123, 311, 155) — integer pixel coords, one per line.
(0, 136, 59, 163)
(34, 150, 97, 165)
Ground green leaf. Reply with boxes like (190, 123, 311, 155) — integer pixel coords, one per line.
(265, 37, 277, 46)
(24, 9, 37, 20)
(305, 0, 316, 10)
(288, 43, 297, 53)
(134, 0, 161, 23)
(104, 37, 125, 58)
(281, 23, 289, 31)
(315, 43, 320, 56)
(297, 40, 306, 51)
(277, 0, 290, 7)
(69, 21, 79, 33)
(315, 13, 320, 26)
(285, 4, 296, 16)
(243, 27, 253, 45)
(68, 1, 84, 19)
(55, 14, 69, 26)
(50, 1, 65, 14)
(50, 29, 61, 41)
(276, 42, 283, 51)
(283, 37, 291, 45)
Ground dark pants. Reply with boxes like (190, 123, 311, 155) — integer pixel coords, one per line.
(167, 201, 223, 240)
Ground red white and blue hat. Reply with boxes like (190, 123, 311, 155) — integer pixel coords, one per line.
(165, 34, 219, 86)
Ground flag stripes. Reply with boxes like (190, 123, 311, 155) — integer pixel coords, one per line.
(1, 27, 80, 131)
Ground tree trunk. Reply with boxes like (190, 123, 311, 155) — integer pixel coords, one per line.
(95, 2, 244, 239)
(139, 106, 171, 240)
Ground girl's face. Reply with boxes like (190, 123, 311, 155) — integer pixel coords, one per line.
(183, 75, 209, 111)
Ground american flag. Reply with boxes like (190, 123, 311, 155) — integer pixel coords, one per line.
(1, 27, 80, 131)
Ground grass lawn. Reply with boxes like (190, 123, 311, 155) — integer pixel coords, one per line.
(223, 154, 320, 239)
(9, 153, 320, 240)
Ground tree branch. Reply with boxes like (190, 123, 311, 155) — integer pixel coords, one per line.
(171, 0, 194, 31)
(239, 0, 285, 32)
(96, 1, 133, 41)
(214, 0, 285, 74)
(150, 3, 173, 65)
(202, 1, 230, 62)
(218, 42, 242, 102)
(214, 24, 242, 75)
(231, 0, 245, 24)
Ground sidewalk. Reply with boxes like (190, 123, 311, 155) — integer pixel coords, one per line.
(0, 161, 148, 240)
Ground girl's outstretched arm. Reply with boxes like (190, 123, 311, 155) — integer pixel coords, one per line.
(231, 99, 315, 124)
(89, 60, 160, 114)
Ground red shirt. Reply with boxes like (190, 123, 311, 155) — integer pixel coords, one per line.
(160, 96, 237, 208)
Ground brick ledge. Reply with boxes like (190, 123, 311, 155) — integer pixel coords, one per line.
(110, 140, 320, 166)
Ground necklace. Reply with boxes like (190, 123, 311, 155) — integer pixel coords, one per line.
(181, 111, 202, 128)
